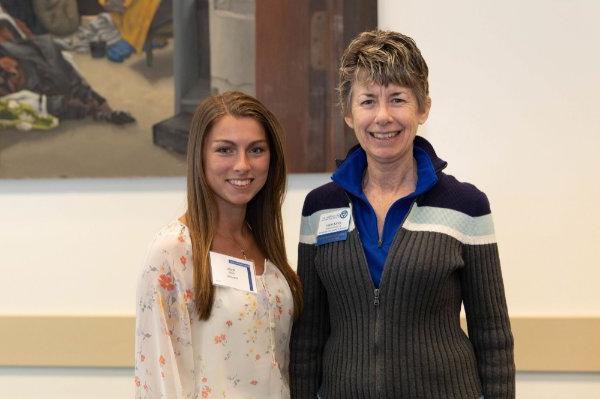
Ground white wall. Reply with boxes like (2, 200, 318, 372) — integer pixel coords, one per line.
(0, 175, 328, 396)
(1, 0, 600, 396)
(1, 368, 600, 399)
(0, 178, 186, 315)
(0, 175, 329, 315)
(0, 367, 133, 399)
(379, 0, 600, 396)
(379, 0, 600, 315)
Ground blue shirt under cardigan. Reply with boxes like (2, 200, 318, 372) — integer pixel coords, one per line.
(332, 143, 438, 288)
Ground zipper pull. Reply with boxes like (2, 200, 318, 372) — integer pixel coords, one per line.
(374, 288, 380, 306)
(378, 238, 382, 248)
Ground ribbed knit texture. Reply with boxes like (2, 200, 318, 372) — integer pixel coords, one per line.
(290, 139, 515, 398)
(291, 228, 514, 398)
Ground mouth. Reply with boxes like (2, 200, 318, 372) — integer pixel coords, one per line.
(226, 178, 254, 188)
(368, 130, 401, 140)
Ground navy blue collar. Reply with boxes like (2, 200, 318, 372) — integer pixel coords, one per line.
(331, 136, 442, 201)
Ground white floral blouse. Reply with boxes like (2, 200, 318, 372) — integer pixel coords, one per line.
(135, 221, 294, 399)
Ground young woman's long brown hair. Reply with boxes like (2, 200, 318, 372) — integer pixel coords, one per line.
(185, 91, 302, 320)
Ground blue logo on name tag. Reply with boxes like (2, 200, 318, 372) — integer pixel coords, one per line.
(316, 230, 348, 246)
(228, 259, 253, 291)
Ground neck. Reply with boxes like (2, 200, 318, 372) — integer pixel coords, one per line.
(364, 152, 417, 195)
(214, 203, 248, 239)
(212, 203, 252, 260)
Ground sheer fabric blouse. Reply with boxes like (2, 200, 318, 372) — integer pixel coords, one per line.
(135, 221, 294, 399)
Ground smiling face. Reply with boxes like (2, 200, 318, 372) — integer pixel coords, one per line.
(345, 81, 430, 166)
(202, 115, 270, 213)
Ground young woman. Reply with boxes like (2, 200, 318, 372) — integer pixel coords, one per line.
(135, 91, 302, 399)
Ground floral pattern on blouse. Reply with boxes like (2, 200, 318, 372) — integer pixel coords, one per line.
(135, 221, 294, 399)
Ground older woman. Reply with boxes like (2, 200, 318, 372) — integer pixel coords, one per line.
(290, 31, 515, 398)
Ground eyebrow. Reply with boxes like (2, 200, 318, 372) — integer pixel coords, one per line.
(357, 91, 406, 98)
(211, 139, 268, 146)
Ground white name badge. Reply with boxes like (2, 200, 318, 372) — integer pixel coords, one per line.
(316, 208, 351, 245)
(209, 251, 257, 293)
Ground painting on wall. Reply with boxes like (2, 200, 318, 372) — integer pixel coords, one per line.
(0, 0, 376, 178)
(0, 0, 186, 178)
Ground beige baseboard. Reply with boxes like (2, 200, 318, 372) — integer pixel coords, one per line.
(0, 316, 134, 368)
(507, 317, 600, 372)
(1, 315, 599, 371)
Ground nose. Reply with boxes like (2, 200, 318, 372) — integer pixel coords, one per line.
(234, 152, 251, 172)
(375, 103, 393, 125)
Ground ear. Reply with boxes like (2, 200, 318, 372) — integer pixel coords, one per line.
(418, 97, 432, 125)
(344, 114, 354, 129)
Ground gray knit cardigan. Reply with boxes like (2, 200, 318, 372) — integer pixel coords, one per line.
(290, 137, 515, 399)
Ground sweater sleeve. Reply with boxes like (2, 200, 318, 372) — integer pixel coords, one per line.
(460, 195, 515, 398)
(134, 236, 195, 399)
(289, 210, 331, 398)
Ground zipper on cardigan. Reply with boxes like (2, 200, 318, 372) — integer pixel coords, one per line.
(373, 288, 382, 397)
(342, 189, 384, 396)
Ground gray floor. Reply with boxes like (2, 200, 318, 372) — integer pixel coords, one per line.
(0, 43, 186, 179)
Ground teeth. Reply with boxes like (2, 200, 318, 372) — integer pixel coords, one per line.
(370, 131, 400, 139)
(228, 179, 252, 187)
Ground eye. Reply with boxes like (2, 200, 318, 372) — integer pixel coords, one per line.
(215, 146, 234, 155)
(359, 99, 374, 107)
(391, 97, 406, 104)
(249, 145, 268, 155)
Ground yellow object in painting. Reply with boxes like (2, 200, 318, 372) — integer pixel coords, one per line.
(98, 0, 161, 53)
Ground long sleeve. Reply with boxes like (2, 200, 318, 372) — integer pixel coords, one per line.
(134, 237, 196, 399)
(289, 211, 331, 398)
(460, 200, 515, 398)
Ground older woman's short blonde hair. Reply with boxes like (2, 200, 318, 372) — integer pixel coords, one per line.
(338, 30, 430, 114)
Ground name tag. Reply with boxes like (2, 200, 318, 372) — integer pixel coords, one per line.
(209, 251, 257, 293)
(316, 208, 351, 245)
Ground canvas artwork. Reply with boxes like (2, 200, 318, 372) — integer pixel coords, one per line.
(0, 0, 375, 178)
(0, 0, 192, 178)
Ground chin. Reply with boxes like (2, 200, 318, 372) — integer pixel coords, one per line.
(229, 196, 254, 206)
(368, 148, 404, 160)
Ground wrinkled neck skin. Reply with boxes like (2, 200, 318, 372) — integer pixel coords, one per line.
(363, 146, 417, 197)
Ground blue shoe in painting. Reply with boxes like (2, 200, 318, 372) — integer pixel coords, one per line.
(106, 40, 135, 63)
